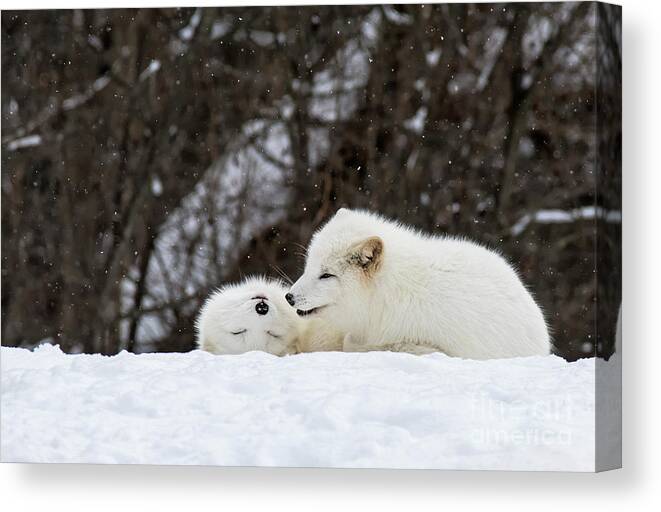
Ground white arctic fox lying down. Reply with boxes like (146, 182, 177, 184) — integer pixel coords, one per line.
(287, 208, 550, 359)
(196, 276, 342, 356)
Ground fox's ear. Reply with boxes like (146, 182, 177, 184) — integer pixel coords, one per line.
(335, 207, 351, 217)
(349, 236, 383, 273)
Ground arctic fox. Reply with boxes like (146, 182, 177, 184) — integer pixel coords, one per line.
(286, 209, 550, 359)
(196, 276, 342, 356)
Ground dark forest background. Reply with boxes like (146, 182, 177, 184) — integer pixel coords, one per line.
(1, 3, 621, 360)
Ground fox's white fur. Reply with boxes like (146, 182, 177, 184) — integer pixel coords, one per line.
(196, 276, 342, 356)
(288, 209, 550, 359)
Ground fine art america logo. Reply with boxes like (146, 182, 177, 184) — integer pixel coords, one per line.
(469, 393, 575, 446)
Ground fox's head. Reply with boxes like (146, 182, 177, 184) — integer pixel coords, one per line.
(286, 209, 384, 324)
(197, 277, 300, 356)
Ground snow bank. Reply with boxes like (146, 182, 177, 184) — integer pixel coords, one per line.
(1, 345, 598, 470)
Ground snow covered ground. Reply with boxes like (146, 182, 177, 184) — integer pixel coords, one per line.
(1, 344, 599, 470)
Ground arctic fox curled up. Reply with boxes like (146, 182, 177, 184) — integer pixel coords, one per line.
(286, 209, 550, 359)
(196, 276, 343, 356)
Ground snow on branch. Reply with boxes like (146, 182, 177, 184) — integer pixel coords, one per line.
(62, 75, 111, 110)
(511, 206, 622, 236)
(382, 5, 413, 25)
(138, 60, 162, 82)
(179, 8, 202, 42)
(6, 134, 42, 152)
(3, 75, 111, 147)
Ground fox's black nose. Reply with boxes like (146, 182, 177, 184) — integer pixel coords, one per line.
(255, 301, 269, 315)
(285, 293, 295, 306)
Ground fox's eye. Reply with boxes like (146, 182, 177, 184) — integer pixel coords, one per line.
(319, 273, 335, 279)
